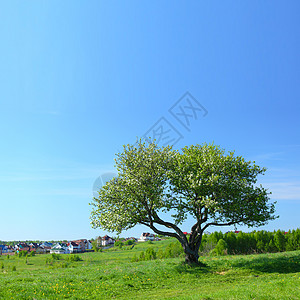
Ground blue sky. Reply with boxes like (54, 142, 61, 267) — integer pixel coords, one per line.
(0, 1, 299, 241)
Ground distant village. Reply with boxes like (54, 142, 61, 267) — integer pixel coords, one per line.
(0, 232, 159, 255)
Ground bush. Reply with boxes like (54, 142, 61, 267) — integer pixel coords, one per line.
(212, 239, 227, 256)
(65, 254, 82, 262)
(114, 240, 124, 248)
(139, 251, 145, 261)
(51, 253, 61, 260)
(157, 249, 164, 259)
(59, 262, 68, 268)
(91, 241, 100, 252)
(124, 239, 134, 246)
(145, 248, 156, 260)
(131, 254, 138, 262)
(164, 242, 183, 258)
(18, 250, 28, 258)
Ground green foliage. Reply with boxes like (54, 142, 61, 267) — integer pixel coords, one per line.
(274, 230, 286, 252)
(200, 230, 300, 256)
(156, 249, 164, 259)
(11, 265, 16, 271)
(124, 239, 134, 246)
(144, 247, 156, 260)
(91, 241, 100, 252)
(51, 253, 61, 260)
(114, 240, 124, 248)
(1, 262, 4, 270)
(65, 254, 82, 262)
(212, 239, 228, 256)
(164, 241, 184, 258)
(18, 250, 28, 258)
(139, 251, 145, 261)
(29, 251, 35, 256)
(130, 253, 138, 262)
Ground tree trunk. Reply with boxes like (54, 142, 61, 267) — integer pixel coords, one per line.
(185, 251, 199, 265)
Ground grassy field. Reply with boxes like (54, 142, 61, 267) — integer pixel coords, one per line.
(0, 239, 300, 299)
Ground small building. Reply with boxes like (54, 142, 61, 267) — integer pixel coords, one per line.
(67, 241, 81, 253)
(40, 242, 53, 252)
(139, 232, 155, 241)
(15, 243, 31, 252)
(0, 245, 8, 255)
(72, 239, 93, 252)
(101, 235, 115, 246)
(50, 243, 69, 254)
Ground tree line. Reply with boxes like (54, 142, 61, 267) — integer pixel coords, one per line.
(130, 229, 300, 263)
(200, 229, 300, 255)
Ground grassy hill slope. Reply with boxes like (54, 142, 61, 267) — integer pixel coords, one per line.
(0, 239, 299, 299)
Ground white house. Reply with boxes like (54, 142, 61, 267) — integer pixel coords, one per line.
(50, 243, 70, 254)
(139, 232, 155, 241)
(67, 241, 81, 253)
(72, 239, 93, 252)
(101, 235, 115, 246)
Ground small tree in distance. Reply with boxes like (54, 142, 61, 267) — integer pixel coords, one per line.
(90, 139, 277, 265)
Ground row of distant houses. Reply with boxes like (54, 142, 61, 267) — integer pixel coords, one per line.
(0, 233, 160, 255)
(50, 239, 93, 254)
(97, 233, 158, 246)
(0, 239, 93, 255)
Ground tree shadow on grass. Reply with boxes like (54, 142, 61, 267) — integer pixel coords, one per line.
(174, 261, 210, 275)
(172, 252, 300, 275)
(231, 252, 300, 274)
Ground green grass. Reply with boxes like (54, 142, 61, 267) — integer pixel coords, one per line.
(0, 239, 300, 299)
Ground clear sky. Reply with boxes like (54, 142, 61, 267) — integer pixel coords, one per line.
(0, 1, 299, 241)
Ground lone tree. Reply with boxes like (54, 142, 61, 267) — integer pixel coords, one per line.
(90, 140, 277, 265)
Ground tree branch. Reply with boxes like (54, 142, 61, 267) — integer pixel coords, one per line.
(202, 219, 246, 232)
(139, 221, 180, 241)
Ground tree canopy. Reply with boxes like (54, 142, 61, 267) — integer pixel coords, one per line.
(90, 140, 277, 264)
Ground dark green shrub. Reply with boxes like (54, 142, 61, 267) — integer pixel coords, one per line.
(18, 250, 28, 258)
(145, 248, 156, 260)
(51, 253, 61, 260)
(157, 249, 164, 259)
(124, 239, 134, 246)
(65, 254, 82, 262)
(114, 240, 124, 248)
(274, 230, 286, 252)
(139, 251, 145, 261)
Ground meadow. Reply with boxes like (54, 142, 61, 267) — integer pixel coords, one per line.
(0, 239, 300, 299)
